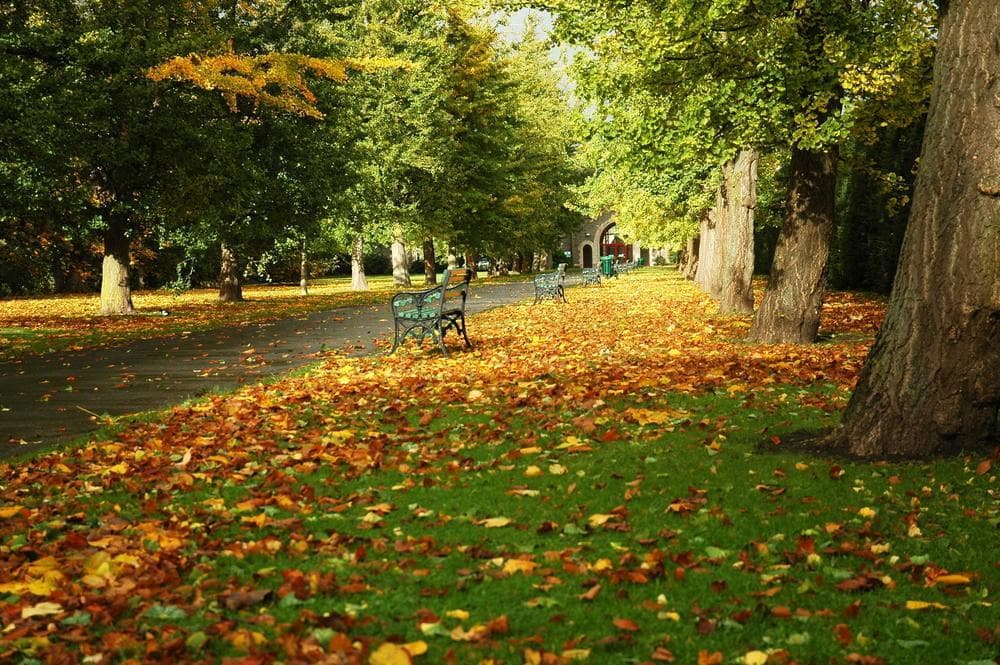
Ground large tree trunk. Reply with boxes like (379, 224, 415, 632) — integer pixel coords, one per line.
(832, 0, 1000, 458)
(718, 149, 758, 314)
(694, 208, 718, 295)
(748, 147, 836, 343)
(218, 242, 243, 302)
(391, 229, 411, 287)
(464, 250, 476, 276)
(98, 220, 136, 316)
(423, 237, 436, 285)
(300, 240, 309, 296)
(351, 234, 368, 291)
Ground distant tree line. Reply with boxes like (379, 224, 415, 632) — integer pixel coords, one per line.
(0, 1, 585, 307)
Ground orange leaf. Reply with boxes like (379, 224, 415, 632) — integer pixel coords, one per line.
(612, 618, 640, 632)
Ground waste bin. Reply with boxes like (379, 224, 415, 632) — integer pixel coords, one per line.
(637, 257, 644, 267)
(600, 255, 613, 277)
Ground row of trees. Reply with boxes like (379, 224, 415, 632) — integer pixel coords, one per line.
(553, 0, 997, 457)
(0, 1, 584, 308)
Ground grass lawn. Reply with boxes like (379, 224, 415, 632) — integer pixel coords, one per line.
(0, 270, 995, 664)
(0, 273, 527, 362)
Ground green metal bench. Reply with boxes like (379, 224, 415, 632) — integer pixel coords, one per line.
(390, 268, 472, 355)
(533, 263, 567, 304)
(581, 267, 601, 285)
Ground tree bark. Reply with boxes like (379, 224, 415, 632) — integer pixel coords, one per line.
(748, 147, 836, 343)
(300, 240, 309, 296)
(831, 0, 1000, 458)
(683, 235, 700, 280)
(694, 207, 718, 295)
(464, 250, 476, 276)
(218, 242, 243, 302)
(718, 149, 758, 314)
(98, 220, 136, 316)
(391, 229, 411, 287)
(423, 237, 437, 285)
(351, 234, 368, 291)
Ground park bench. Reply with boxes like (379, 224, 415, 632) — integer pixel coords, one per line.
(615, 260, 637, 276)
(581, 267, 601, 286)
(390, 268, 472, 355)
(533, 263, 567, 304)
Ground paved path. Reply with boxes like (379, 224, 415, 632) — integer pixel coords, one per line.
(0, 279, 543, 459)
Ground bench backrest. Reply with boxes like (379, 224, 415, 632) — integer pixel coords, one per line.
(437, 268, 472, 314)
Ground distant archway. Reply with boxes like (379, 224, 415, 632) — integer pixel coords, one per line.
(600, 223, 632, 261)
(582, 244, 594, 268)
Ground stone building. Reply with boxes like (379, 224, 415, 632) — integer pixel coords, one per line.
(558, 211, 672, 269)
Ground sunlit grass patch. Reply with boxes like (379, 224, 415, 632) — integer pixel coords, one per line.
(1, 269, 995, 663)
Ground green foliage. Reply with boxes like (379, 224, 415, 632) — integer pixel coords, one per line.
(553, 0, 936, 249)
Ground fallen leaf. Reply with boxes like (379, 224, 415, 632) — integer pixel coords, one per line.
(370, 642, 412, 665)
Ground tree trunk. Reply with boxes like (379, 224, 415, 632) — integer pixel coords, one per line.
(832, 0, 1000, 458)
(447, 248, 458, 269)
(464, 250, 476, 276)
(218, 242, 243, 302)
(391, 230, 411, 287)
(300, 241, 309, 296)
(694, 207, 718, 295)
(351, 234, 368, 291)
(748, 147, 836, 343)
(423, 237, 436, 285)
(98, 220, 136, 315)
(683, 235, 700, 280)
(719, 149, 758, 314)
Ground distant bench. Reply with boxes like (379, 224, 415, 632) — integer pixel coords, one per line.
(533, 263, 567, 304)
(581, 267, 601, 285)
(390, 268, 472, 355)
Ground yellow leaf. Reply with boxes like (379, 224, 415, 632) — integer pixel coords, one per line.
(658, 611, 681, 622)
(113, 554, 142, 567)
(467, 389, 484, 401)
(479, 517, 511, 528)
(548, 464, 567, 475)
(519, 446, 542, 455)
(106, 462, 129, 475)
(242, 513, 268, 528)
(905, 600, 948, 610)
(402, 640, 427, 657)
(562, 648, 591, 661)
(587, 514, 614, 527)
(524, 465, 543, 477)
(744, 651, 769, 665)
(502, 559, 538, 575)
(370, 642, 412, 665)
(445, 609, 470, 621)
(0, 505, 24, 519)
(857, 507, 877, 518)
(449, 624, 487, 642)
(21, 601, 63, 618)
(591, 558, 613, 572)
(83, 551, 114, 578)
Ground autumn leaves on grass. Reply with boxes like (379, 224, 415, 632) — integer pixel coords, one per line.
(1, 270, 996, 664)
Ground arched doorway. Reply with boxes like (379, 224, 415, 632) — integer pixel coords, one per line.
(600, 223, 632, 261)
(582, 244, 594, 268)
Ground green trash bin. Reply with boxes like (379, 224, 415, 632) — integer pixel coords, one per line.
(600, 255, 614, 277)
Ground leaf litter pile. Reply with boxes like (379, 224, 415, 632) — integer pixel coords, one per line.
(1, 270, 997, 664)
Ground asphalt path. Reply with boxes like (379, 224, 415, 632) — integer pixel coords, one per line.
(0, 278, 542, 459)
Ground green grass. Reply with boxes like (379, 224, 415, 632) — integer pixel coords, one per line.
(11, 383, 993, 663)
